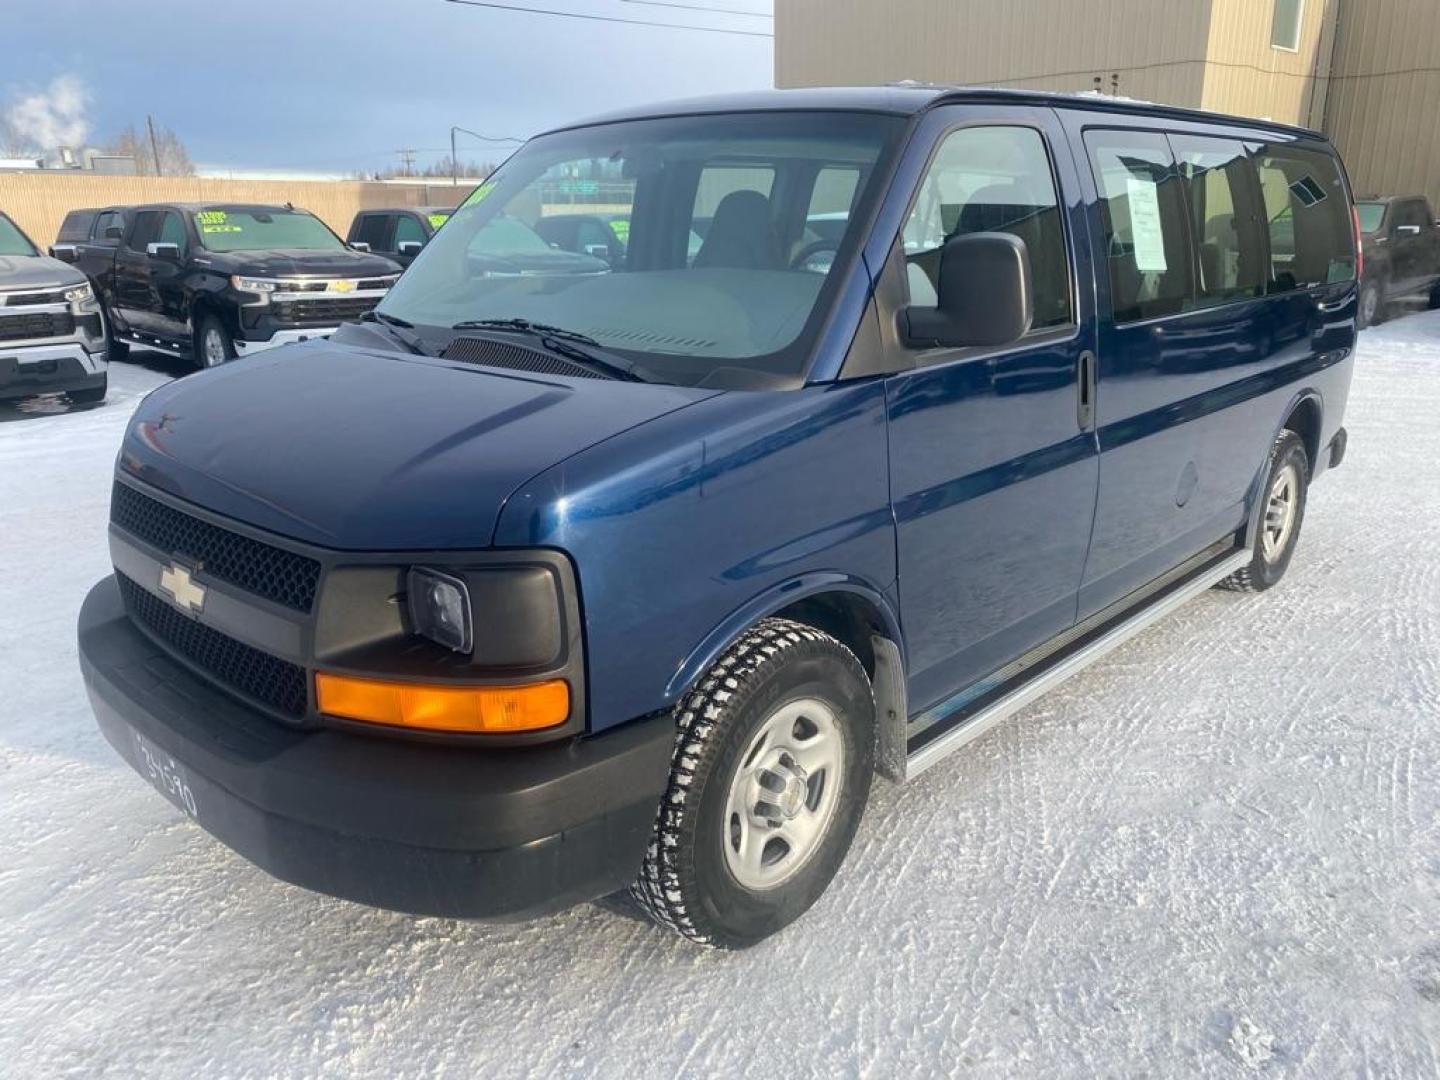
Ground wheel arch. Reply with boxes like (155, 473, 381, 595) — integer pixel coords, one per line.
(1243, 390, 1323, 550)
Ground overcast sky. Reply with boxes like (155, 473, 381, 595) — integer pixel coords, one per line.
(3, 0, 775, 177)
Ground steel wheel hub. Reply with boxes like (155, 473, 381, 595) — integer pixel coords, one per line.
(722, 697, 844, 891)
(1261, 461, 1299, 562)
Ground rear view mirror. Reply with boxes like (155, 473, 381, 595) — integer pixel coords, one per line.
(104, 226, 123, 240)
(349, 241, 371, 252)
(900, 232, 1033, 349)
(1396, 224, 1422, 237)
(397, 241, 424, 256)
(50, 243, 78, 262)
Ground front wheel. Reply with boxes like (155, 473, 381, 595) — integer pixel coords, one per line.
(1219, 429, 1310, 593)
(631, 619, 875, 949)
(195, 313, 235, 369)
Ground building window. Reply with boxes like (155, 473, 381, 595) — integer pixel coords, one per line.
(1271, 0, 1304, 51)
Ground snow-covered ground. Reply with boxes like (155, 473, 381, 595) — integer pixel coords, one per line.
(2, 319, 1438, 1079)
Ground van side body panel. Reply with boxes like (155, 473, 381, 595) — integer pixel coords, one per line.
(494, 382, 897, 733)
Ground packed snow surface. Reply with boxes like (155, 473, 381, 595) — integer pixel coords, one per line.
(2, 319, 1439, 1078)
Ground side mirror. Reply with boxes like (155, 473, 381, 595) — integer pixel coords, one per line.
(1395, 224, 1422, 237)
(397, 241, 424, 257)
(104, 226, 124, 241)
(50, 243, 78, 262)
(900, 232, 1033, 349)
(146, 242, 182, 260)
(349, 241, 371, 252)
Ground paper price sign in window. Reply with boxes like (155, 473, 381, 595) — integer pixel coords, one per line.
(1125, 176, 1168, 273)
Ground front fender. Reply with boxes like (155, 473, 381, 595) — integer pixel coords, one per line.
(665, 571, 903, 701)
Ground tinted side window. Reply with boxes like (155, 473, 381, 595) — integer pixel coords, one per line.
(94, 210, 126, 244)
(394, 214, 426, 246)
(1171, 134, 1266, 307)
(1254, 143, 1355, 291)
(58, 210, 97, 243)
(128, 211, 164, 250)
(159, 211, 187, 251)
(904, 125, 1073, 330)
(354, 214, 393, 250)
(1085, 129, 1193, 323)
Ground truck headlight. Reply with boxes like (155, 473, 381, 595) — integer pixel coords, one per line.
(407, 567, 472, 653)
(63, 282, 93, 303)
(230, 275, 276, 304)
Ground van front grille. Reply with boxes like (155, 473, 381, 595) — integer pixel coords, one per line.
(118, 572, 308, 719)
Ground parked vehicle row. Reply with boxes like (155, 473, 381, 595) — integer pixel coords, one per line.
(0, 209, 108, 404)
(1354, 194, 1440, 327)
(52, 203, 402, 368)
(80, 86, 1358, 947)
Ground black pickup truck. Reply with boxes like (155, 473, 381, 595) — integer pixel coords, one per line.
(59, 203, 402, 367)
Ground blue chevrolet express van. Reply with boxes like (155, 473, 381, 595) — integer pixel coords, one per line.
(78, 87, 1356, 948)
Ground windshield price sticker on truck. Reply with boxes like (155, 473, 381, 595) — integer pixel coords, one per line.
(462, 181, 497, 208)
(1125, 176, 1168, 272)
(427, 213, 451, 229)
(196, 210, 242, 234)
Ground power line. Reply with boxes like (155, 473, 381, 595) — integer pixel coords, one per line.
(444, 0, 773, 37)
(620, 0, 771, 17)
(979, 55, 1440, 90)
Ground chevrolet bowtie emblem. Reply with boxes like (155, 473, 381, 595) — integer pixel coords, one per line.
(159, 562, 206, 614)
(330, 279, 356, 293)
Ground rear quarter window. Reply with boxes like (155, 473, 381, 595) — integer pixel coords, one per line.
(57, 210, 97, 243)
(1255, 144, 1355, 290)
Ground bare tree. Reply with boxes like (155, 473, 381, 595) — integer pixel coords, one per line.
(0, 115, 35, 158)
(104, 122, 195, 176)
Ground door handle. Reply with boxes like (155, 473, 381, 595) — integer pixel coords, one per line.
(1077, 350, 1096, 431)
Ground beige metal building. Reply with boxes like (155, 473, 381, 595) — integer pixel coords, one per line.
(776, 0, 1440, 209)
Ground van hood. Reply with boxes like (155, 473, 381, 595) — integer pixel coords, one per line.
(0, 253, 87, 289)
(203, 248, 403, 278)
(118, 337, 717, 550)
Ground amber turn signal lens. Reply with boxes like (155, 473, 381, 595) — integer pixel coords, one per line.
(315, 673, 569, 733)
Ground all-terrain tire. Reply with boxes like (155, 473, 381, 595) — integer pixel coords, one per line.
(195, 312, 235, 369)
(1358, 278, 1385, 329)
(630, 618, 875, 949)
(1219, 428, 1310, 593)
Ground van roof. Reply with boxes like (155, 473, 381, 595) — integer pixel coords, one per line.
(548, 85, 1323, 141)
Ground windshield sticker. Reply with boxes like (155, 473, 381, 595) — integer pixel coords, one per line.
(196, 209, 242, 234)
(609, 218, 631, 244)
(1124, 176, 1168, 273)
(463, 181, 497, 208)
(427, 213, 451, 229)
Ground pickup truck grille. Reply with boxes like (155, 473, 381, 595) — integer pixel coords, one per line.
(0, 312, 74, 342)
(271, 297, 379, 325)
(111, 482, 322, 613)
(117, 572, 308, 718)
(0, 287, 69, 306)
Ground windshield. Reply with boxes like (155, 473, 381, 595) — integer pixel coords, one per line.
(0, 214, 38, 257)
(195, 208, 345, 253)
(378, 111, 903, 387)
(1355, 201, 1386, 234)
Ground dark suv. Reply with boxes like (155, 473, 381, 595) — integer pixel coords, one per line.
(1355, 195, 1440, 327)
(347, 207, 455, 267)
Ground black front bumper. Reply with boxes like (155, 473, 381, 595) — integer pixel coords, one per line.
(0, 350, 104, 401)
(77, 576, 673, 920)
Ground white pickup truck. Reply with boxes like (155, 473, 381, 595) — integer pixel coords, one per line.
(0, 209, 108, 404)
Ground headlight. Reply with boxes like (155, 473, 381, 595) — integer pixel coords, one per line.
(407, 567, 472, 653)
(230, 275, 277, 293)
(63, 282, 93, 303)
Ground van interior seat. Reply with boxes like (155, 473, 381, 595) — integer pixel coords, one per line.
(694, 190, 779, 270)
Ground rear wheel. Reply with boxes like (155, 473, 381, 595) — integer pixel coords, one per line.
(195, 313, 235, 369)
(1428, 279, 1440, 310)
(631, 618, 875, 949)
(1358, 278, 1384, 328)
(104, 306, 129, 362)
(1219, 429, 1309, 593)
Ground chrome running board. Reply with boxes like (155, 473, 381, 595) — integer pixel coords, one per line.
(904, 545, 1250, 780)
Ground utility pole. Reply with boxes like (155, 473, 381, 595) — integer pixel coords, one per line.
(397, 147, 416, 176)
(146, 114, 162, 176)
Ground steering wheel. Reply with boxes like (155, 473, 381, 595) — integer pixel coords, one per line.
(789, 240, 841, 273)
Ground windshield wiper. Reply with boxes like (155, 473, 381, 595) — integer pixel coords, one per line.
(360, 310, 429, 356)
(450, 318, 645, 381)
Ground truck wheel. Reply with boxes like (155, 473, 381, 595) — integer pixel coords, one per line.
(1219, 429, 1309, 593)
(1358, 279, 1384, 329)
(631, 618, 875, 949)
(195, 313, 235, 369)
(67, 376, 107, 405)
(1428, 279, 1440, 310)
(104, 309, 129, 362)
